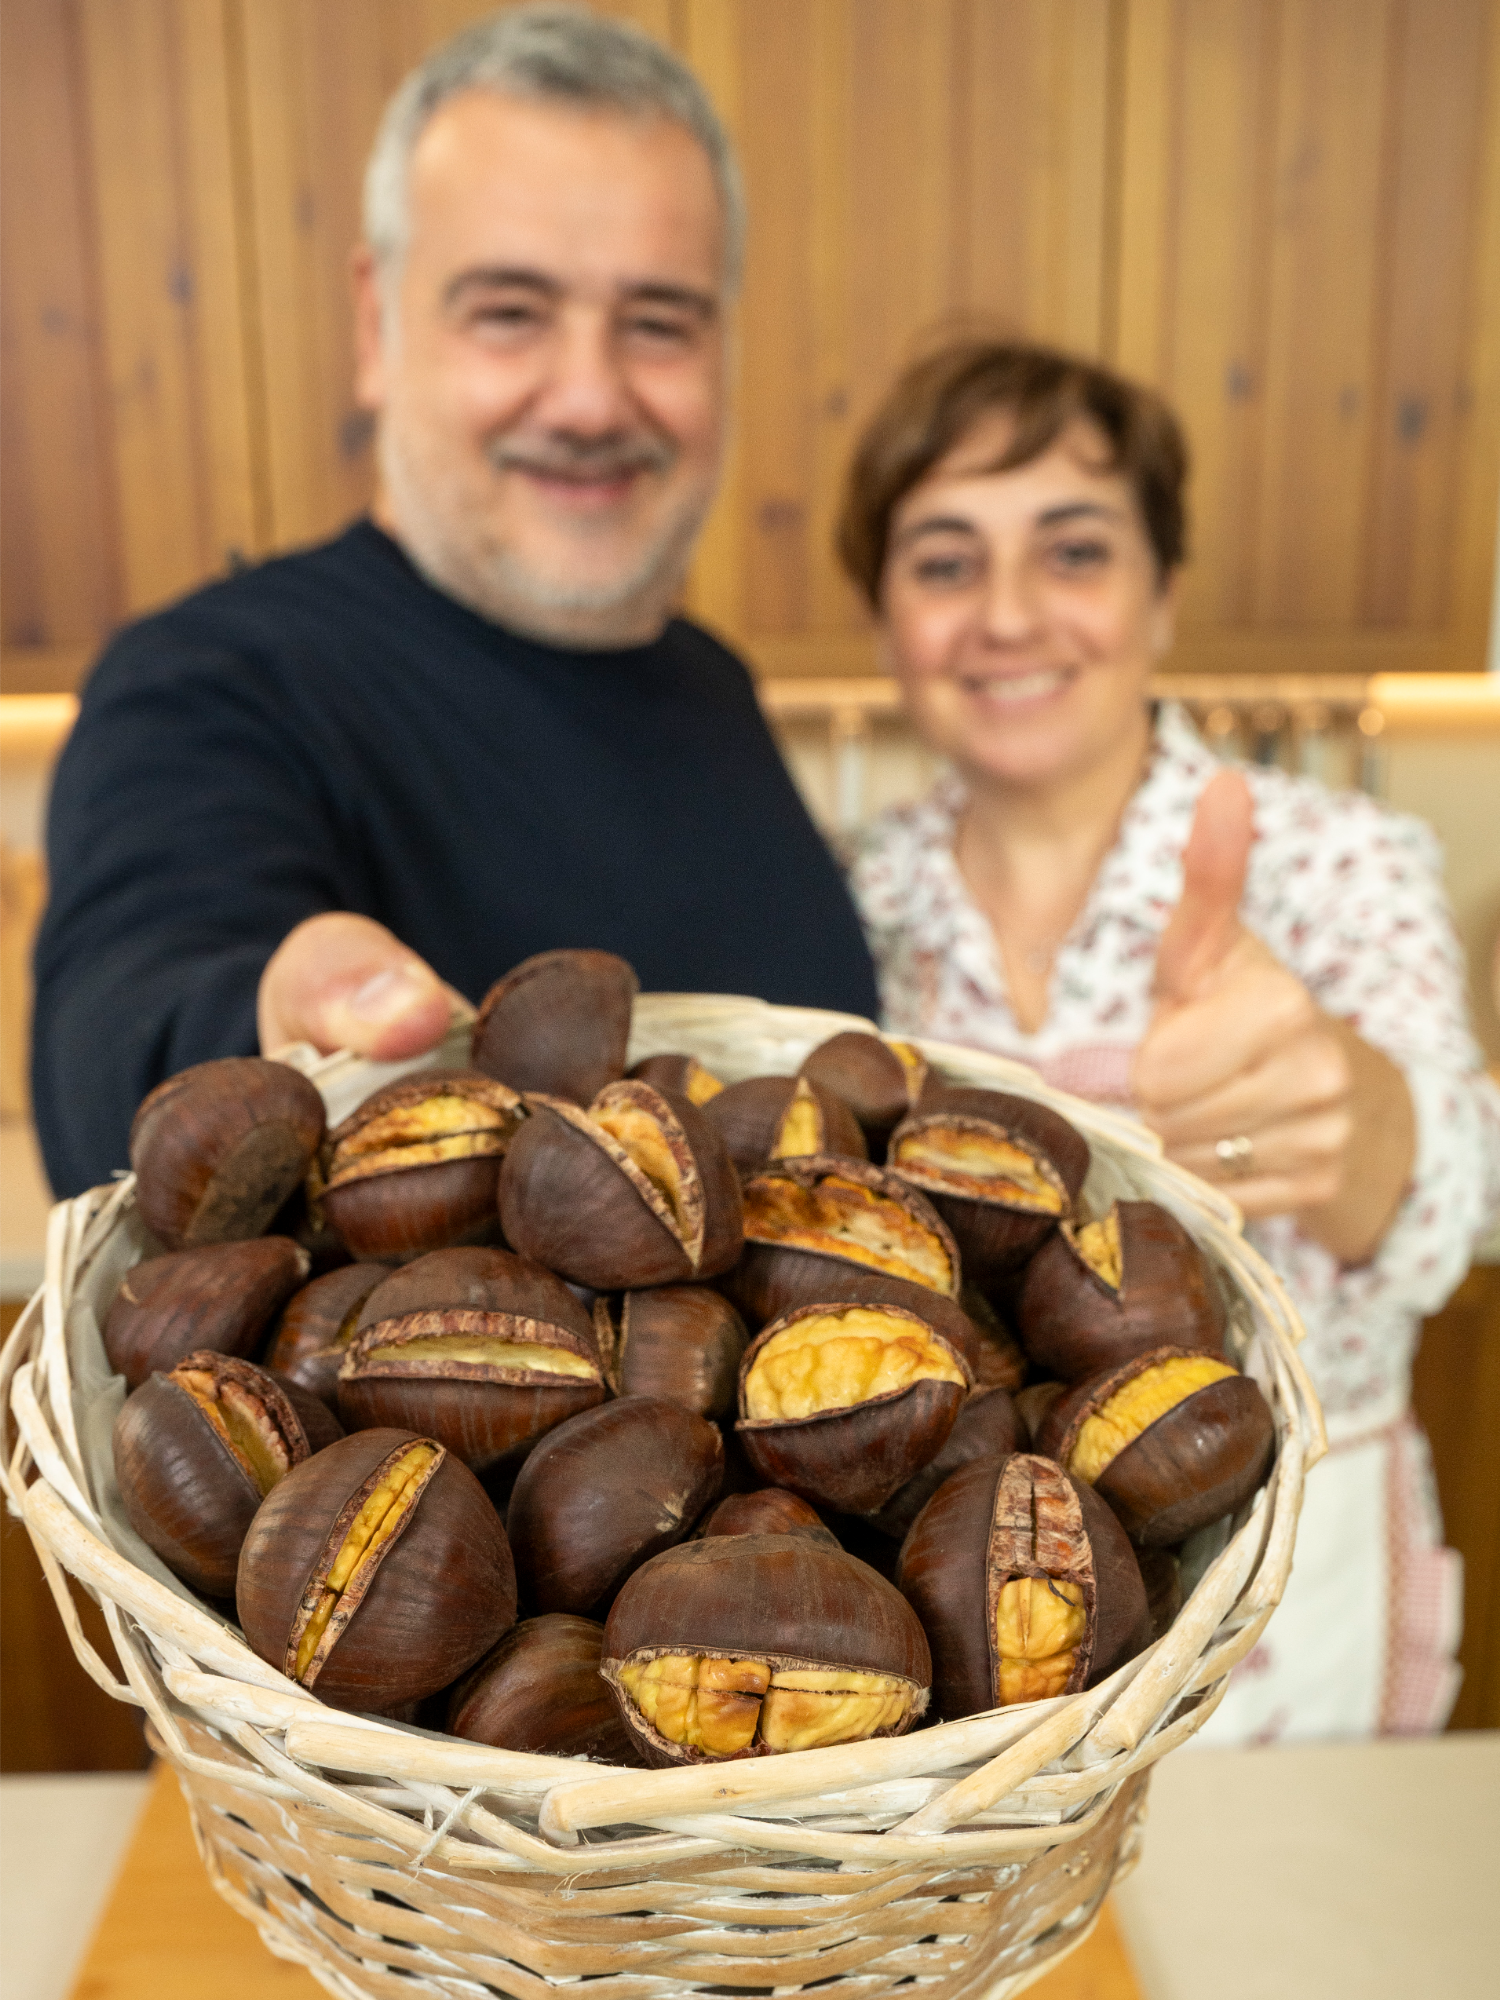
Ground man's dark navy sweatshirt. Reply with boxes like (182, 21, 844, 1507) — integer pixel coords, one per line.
(33, 520, 880, 1196)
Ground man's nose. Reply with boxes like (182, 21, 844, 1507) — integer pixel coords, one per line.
(533, 308, 636, 434)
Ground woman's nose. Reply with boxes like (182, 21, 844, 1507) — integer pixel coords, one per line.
(978, 558, 1043, 643)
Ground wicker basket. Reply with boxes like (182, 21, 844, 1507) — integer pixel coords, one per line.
(1, 995, 1324, 2000)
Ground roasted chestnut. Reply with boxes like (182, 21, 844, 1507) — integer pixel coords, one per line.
(113, 1351, 340, 1597)
(887, 1088, 1089, 1283)
(1016, 1200, 1227, 1380)
(961, 1285, 1028, 1391)
(337, 1247, 605, 1472)
(896, 1453, 1149, 1720)
(104, 1238, 310, 1391)
(506, 1398, 723, 1617)
(1015, 1379, 1066, 1442)
(699, 1488, 840, 1546)
(472, 949, 637, 1103)
(735, 1302, 974, 1515)
(592, 1285, 747, 1421)
(734, 1157, 961, 1316)
(499, 1081, 742, 1289)
(319, 1069, 522, 1262)
(265, 1263, 390, 1408)
(237, 1427, 516, 1713)
(799, 1032, 928, 1158)
(1036, 1347, 1275, 1546)
(129, 1057, 327, 1251)
(704, 1074, 867, 1175)
(628, 1052, 724, 1105)
(602, 1534, 930, 1763)
(447, 1614, 643, 1764)
(870, 1385, 1025, 1541)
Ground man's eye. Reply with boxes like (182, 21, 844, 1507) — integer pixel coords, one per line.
(471, 301, 544, 333)
(623, 314, 696, 346)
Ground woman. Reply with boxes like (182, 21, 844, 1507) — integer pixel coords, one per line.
(840, 342, 1500, 1742)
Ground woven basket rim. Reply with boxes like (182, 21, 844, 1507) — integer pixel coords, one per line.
(2, 993, 1324, 1875)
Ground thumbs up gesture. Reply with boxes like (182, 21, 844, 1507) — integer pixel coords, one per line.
(1131, 770, 1413, 1263)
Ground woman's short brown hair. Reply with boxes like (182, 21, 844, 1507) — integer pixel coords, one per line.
(837, 341, 1189, 606)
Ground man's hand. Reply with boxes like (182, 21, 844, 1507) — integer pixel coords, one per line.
(257, 913, 458, 1061)
(1130, 770, 1414, 1265)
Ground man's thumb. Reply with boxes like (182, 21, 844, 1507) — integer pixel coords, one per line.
(259, 913, 454, 1060)
(1153, 768, 1255, 1003)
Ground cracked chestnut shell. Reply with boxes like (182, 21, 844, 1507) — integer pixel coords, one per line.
(735, 1301, 976, 1516)
(113, 1350, 341, 1598)
(897, 1452, 1148, 1720)
(733, 1158, 961, 1324)
(104, 1238, 310, 1391)
(704, 1074, 867, 1176)
(870, 1384, 1025, 1541)
(1037, 1346, 1275, 1546)
(799, 1032, 929, 1160)
(319, 1069, 522, 1262)
(237, 1427, 516, 1712)
(592, 1285, 747, 1422)
(337, 1247, 605, 1472)
(129, 1057, 327, 1251)
(628, 1052, 724, 1105)
(699, 1489, 840, 1547)
(447, 1614, 643, 1764)
(472, 949, 638, 1104)
(888, 1088, 1090, 1283)
(602, 1533, 931, 1764)
(506, 1397, 723, 1618)
(265, 1264, 390, 1409)
(499, 1080, 743, 1289)
(1017, 1200, 1227, 1381)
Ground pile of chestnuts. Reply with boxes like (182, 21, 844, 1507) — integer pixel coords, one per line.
(108, 947, 1275, 1767)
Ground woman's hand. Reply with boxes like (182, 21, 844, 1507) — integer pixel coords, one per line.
(1130, 772, 1415, 1266)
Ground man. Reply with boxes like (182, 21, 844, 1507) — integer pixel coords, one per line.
(34, 6, 878, 1196)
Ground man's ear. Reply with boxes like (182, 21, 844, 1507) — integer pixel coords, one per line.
(351, 244, 389, 411)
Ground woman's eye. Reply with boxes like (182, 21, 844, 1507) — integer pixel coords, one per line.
(911, 554, 977, 586)
(1049, 538, 1112, 573)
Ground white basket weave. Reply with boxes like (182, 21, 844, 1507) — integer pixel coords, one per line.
(1, 995, 1324, 2000)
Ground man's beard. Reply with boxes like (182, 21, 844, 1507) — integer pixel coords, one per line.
(378, 419, 716, 647)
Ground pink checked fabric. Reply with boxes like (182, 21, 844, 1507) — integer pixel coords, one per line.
(849, 701, 1500, 1737)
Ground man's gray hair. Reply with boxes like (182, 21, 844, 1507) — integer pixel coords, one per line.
(364, 4, 744, 291)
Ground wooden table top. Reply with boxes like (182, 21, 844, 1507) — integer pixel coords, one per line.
(66, 1764, 1142, 2000)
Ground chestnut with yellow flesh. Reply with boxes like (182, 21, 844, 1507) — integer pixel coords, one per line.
(771, 1080, 826, 1159)
(743, 1308, 966, 1422)
(1069, 1355, 1236, 1485)
(176, 1368, 292, 1493)
(743, 1173, 954, 1292)
(592, 1099, 692, 1233)
(357, 1330, 599, 1379)
(1074, 1212, 1123, 1289)
(328, 1094, 512, 1178)
(617, 1655, 912, 1756)
(891, 1126, 1062, 1212)
(994, 1577, 1087, 1705)
(292, 1442, 439, 1684)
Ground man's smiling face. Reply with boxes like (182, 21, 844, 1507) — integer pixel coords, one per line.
(354, 90, 729, 647)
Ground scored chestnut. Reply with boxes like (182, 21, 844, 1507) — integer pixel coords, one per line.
(869, 1384, 1025, 1541)
(506, 1398, 723, 1618)
(735, 1301, 975, 1516)
(472, 948, 638, 1104)
(104, 1238, 310, 1391)
(798, 1032, 929, 1159)
(237, 1427, 516, 1713)
(129, 1057, 327, 1250)
(704, 1074, 867, 1176)
(887, 1088, 1089, 1284)
(337, 1247, 606, 1472)
(699, 1488, 840, 1546)
(1016, 1200, 1226, 1381)
(499, 1080, 742, 1289)
(1037, 1347, 1275, 1547)
(447, 1614, 643, 1764)
(113, 1350, 340, 1598)
(628, 1052, 724, 1105)
(897, 1452, 1149, 1721)
(265, 1263, 390, 1408)
(733, 1157, 961, 1321)
(592, 1285, 747, 1422)
(602, 1533, 931, 1764)
(319, 1069, 523, 1263)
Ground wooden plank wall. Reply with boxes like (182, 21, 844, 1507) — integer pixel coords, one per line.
(2, 0, 1498, 692)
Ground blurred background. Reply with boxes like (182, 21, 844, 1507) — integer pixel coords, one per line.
(2, 0, 1498, 1779)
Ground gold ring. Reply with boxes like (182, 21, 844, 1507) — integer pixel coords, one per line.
(1215, 1135, 1255, 1179)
